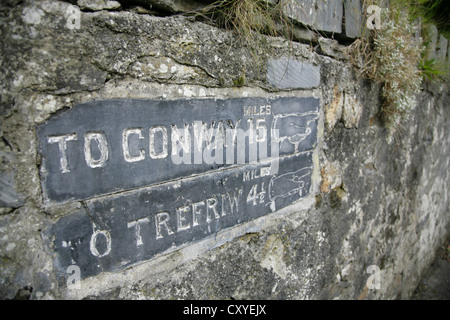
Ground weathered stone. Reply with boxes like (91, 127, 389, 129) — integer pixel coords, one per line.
(320, 160, 344, 194)
(127, 56, 212, 84)
(0, 0, 449, 302)
(344, 0, 363, 38)
(315, 0, 343, 33)
(37, 97, 319, 203)
(0, 173, 24, 208)
(324, 86, 343, 132)
(267, 57, 320, 89)
(285, 0, 343, 33)
(46, 151, 314, 279)
(342, 92, 362, 128)
(0, 152, 24, 208)
(424, 25, 438, 60)
(448, 40, 450, 65)
(77, 0, 121, 11)
(436, 34, 448, 61)
(124, 0, 208, 13)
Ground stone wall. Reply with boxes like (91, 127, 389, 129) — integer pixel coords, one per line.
(0, 0, 449, 300)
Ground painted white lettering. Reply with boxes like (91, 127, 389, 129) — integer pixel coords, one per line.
(47, 133, 78, 173)
(256, 118, 267, 143)
(155, 212, 174, 239)
(84, 132, 108, 168)
(206, 197, 220, 222)
(127, 217, 150, 247)
(149, 126, 168, 159)
(192, 201, 205, 227)
(270, 129, 279, 175)
(176, 205, 191, 231)
(122, 128, 145, 163)
(89, 227, 112, 257)
(221, 189, 243, 216)
(225, 120, 241, 164)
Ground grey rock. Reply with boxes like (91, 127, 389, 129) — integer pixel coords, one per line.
(37, 97, 318, 203)
(344, 0, 363, 38)
(285, 0, 343, 33)
(77, 0, 121, 11)
(47, 151, 314, 279)
(315, 0, 343, 33)
(318, 37, 347, 60)
(0, 152, 24, 208)
(436, 35, 448, 61)
(424, 25, 438, 60)
(0, 0, 449, 302)
(122, 0, 208, 13)
(267, 57, 320, 89)
(0, 173, 24, 208)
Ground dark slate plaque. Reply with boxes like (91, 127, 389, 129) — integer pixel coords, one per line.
(40, 97, 320, 279)
(45, 152, 313, 279)
(37, 97, 319, 203)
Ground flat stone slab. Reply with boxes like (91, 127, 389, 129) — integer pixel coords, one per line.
(44, 151, 314, 279)
(344, 0, 363, 38)
(37, 97, 319, 203)
(285, 0, 343, 33)
(267, 58, 321, 89)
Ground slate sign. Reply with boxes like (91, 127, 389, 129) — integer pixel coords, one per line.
(39, 97, 319, 279)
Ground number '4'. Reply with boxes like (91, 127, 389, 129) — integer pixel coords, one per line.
(247, 183, 265, 206)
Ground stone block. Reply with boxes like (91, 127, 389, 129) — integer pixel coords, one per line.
(0, 173, 24, 208)
(344, 0, 363, 38)
(436, 34, 448, 61)
(267, 57, 320, 89)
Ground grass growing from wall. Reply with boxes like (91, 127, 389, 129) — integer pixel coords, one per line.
(193, 1, 448, 141)
(408, 0, 450, 38)
(349, 0, 449, 143)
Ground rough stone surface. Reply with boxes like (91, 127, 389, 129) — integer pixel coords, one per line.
(342, 92, 362, 128)
(436, 35, 448, 61)
(0, 174, 23, 209)
(267, 58, 321, 89)
(78, 0, 121, 11)
(318, 37, 347, 60)
(285, 0, 343, 33)
(344, 0, 363, 38)
(0, 0, 448, 301)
